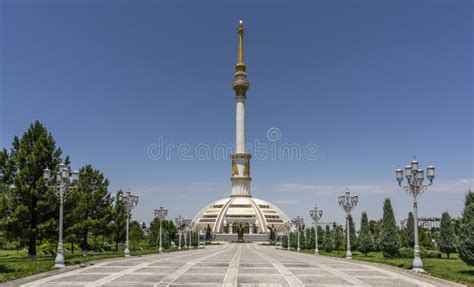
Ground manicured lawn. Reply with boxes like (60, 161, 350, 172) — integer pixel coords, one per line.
(0, 248, 185, 283)
(302, 250, 474, 286)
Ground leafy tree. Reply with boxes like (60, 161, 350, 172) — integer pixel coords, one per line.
(322, 225, 335, 252)
(380, 198, 400, 258)
(1, 121, 62, 258)
(458, 190, 474, 265)
(358, 212, 374, 256)
(438, 211, 456, 258)
(129, 220, 144, 251)
(406, 212, 415, 248)
(67, 165, 112, 255)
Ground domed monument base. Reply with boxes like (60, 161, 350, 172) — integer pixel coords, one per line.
(192, 197, 290, 241)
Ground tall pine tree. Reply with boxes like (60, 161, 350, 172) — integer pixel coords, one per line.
(406, 212, 415, 247)
(380, 198, 400, 258)
(67, 165, 112, 254)
(348, 214, 357, 250)
(358, 212, 374, 256)
(1, 121, 62, 258)
(322, 225, 335, 252)
(438, 211, 456, 258)
(458, 190, 474, 265)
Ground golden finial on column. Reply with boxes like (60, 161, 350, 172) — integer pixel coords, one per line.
(233, 20, 249, 96)
(238, 20, 244, 64)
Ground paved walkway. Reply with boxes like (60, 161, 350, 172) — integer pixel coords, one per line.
(19, 243, 456, 286)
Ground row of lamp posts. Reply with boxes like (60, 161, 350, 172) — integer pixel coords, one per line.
(286, 156, 435, 273)
(40, 162, 177, 268)
(3, 156, 432, 272)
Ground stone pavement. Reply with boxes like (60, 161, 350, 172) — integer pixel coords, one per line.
(18, 243, 458, 287)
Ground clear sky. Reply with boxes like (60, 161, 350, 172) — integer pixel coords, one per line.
(1, 0, 472, 227)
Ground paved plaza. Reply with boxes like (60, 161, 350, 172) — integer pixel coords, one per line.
(18, 243, 455, 287)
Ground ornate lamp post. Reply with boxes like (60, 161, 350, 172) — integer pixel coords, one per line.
(43, 162, 79, 268)
(309, 205, 323, 255)
(338, 189, 358, 259)
(175, 215, 184, 250)
(286, 221, 291, 251)
(154, 206, 168, 253)
(396, 156, 435, 273)
(183, 219, 192, 249)
(291, 216, 304, 252)
(118, 190, 138, 257)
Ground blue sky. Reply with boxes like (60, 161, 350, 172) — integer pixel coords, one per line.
(1, 1, 472, 227)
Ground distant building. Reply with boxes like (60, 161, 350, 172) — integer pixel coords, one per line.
(400, 217, 441, 229)
(139, 222, 148, 236)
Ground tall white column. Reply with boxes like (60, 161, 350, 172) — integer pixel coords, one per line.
(236, 97, 246, 153)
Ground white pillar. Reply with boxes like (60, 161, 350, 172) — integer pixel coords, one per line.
(228, 223, 233, 234)
(236, 97, 246, 154)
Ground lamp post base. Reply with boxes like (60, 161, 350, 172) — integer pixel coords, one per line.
(412, 256, 424, 273)
(345, 249, 352, 260)
(124, 247, 130, 257)
(53, 253, 65, 269)
(159, 246, 163, 254)
(315, 248, 319, 255)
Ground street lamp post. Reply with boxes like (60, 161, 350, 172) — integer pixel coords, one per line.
(309, 205, 323, 255)
(175, 215, 184, 250)
(43, 162, 80, 268)
(118, 190, 139, 257)
(396, 156, 435, 273)
(183, 219, 192, 249)
(338, 189, 358, 260)
(154, 206, 168, 253)
(291, 216, 304, 252)
(286, 221, 291, 251)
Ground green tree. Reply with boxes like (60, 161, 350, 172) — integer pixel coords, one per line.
(67, 165, 112, 255)
(380, 198, 400, 258)
(418, 227, 431, 248)
(369, 219, 382, 251)
(406, 212, 415, 248)
(148, 219, 177, 249)
(333, 223, 345, 251)
(322, 225, 335, 252)
(1, 121, 62, 258)
(348, 215, 357, 250)
(282, 234, 288, 248)
(358, 212, 374, 256)
(399, 229, 408, 248)
(129, 220, 145, 251)
(317, 226, 324, 245)
(458, 190, 474, 265)
(438, 211, 456, 258)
